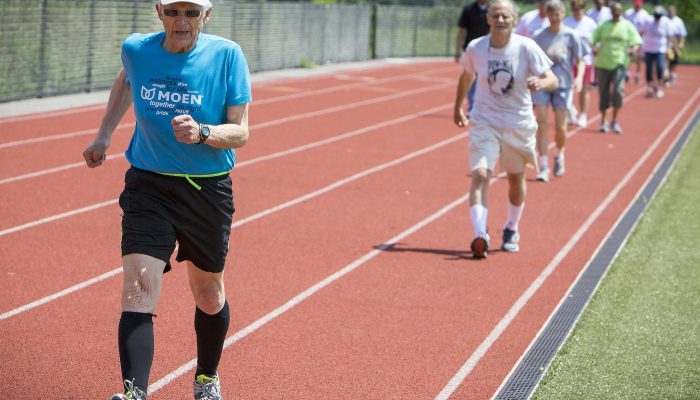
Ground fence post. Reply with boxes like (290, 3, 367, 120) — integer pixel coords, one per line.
(445, 13, 453, 57)
(131, 0, 138, 33)
(370, 4, 377, 59)
(86, 0, 96, 92)
(412, 8, 419, 57)
(231, 0, 237, 41)
(38, 0, 49, 97)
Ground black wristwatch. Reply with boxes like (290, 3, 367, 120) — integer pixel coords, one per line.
(197, 124, 210, 144)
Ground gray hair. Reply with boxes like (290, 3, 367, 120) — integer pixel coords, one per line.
(488, 0, 520, 17)
(544, 0, 565, 13)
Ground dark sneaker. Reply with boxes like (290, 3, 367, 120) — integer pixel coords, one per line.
(110, 380, 147, 400)
(553, 155, 565, 177)
(470, 235, 490, 259)
(501, 228, 520, 253)
(194, 374, 223, 400)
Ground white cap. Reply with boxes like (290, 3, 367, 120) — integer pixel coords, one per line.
(159, 0, 211, 7)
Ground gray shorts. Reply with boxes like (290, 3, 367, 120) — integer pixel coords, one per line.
(532, 88, 569, 110)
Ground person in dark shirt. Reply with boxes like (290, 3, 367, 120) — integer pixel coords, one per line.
(455, 0, 490, 113)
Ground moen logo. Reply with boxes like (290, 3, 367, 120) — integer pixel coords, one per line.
(141, 85, 203, 105)
(141, 86, 156, 100)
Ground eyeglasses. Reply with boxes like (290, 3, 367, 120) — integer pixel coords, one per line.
(163, 8, 202, 18)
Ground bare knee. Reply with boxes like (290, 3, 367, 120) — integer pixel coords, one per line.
(122, 254, 164, 313)
(193, 285, 225, 315)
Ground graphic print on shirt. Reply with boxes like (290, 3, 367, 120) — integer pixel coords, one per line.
(140, 76, 204, 117)
(487, 59, 514, 97)
(545, 37, 569, 64)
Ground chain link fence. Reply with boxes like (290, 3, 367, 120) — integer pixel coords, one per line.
(0, 0, 460, 103)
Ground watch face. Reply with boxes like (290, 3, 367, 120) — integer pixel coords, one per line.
(199, 125, 210, 143)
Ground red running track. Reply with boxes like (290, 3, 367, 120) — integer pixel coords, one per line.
(0, 60, 698, 399)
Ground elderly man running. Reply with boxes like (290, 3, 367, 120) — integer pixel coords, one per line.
(454, 0, 558, 258)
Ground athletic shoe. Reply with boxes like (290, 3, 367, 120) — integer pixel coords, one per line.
(645, 87, 654, 98)
(470, 234, 490, 259)
(553, 155, 565, 177)
(656, 89, 665, 99)
(611, 121, 623, 134)
(567, 108, 578, 125)
(110, 380, 147, 400)
(536, 168, 550, 182)
(501, 228, 520, 253)
(599, 122, 609, 133)
(194, 374, 223, 400)
(577, 113, 588, 127)
(634, 75, 640, 84)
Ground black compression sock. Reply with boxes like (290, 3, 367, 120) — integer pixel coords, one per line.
(194, 301, 230, 377)
(118, 311, 154, 394)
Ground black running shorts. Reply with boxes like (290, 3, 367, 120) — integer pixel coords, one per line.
(119, 166, 234, 273)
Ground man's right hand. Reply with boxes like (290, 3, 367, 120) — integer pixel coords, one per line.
(83, 141, 108, 168)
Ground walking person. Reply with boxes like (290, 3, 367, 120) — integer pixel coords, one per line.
(665, 5, 687, 85)
(590, 1, 641, 133)
(623, 0, 651, 84)
(454, 0, 557, 258)
(533, 0, 584, 182)
(563, 0, 597, 128)
(455, 0, 490, 114)
(515, 0, 549, 38)
(639, 6, 673, 98)
(82, 1, 252, 399)
(586, 0, 612, 25)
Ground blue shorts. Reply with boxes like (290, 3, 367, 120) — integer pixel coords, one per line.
(119, 167, 234, 273)
(532, 88, 569, 110)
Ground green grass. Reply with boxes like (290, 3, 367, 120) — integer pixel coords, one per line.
(682, 39, 700, 65)
(532, 123, 700, 399)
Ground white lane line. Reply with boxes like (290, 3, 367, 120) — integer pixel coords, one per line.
(434, 88, 698, 400)
(0, 199, 119, 237)
(0, 103, 452, 234)
(0, 123, 135, 150)
(0, 104, 108, 124)
(0, 267, 123, 321)
(0, 131, 468, 319)
(0, 67, 454, 149)
(0, 102, 453, 186)
(490, 92, 700, 400)
(149, 189, 474, 395)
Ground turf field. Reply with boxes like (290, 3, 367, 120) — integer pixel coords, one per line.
(532, 123, 700, 399)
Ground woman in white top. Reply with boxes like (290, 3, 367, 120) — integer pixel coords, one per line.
(623, 0, 651, 84)
(639, 6, 673, 98)
(564, 0, 598, 127)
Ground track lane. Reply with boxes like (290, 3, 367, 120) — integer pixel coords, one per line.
(0, 61, 697, 400)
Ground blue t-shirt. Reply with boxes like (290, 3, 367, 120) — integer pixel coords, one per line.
(122, 32, 252, 175)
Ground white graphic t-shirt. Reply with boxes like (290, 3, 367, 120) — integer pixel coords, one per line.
(461, 34, 553, 129)
(563, 15, 598, 65)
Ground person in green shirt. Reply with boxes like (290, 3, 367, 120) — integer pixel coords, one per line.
(590, 1, 642, 133)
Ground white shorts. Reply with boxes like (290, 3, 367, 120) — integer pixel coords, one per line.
(468, 121, 538, 174)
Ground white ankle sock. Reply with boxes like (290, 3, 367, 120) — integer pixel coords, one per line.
(505, 202, 524, 231)
(470, 204, 488, 237)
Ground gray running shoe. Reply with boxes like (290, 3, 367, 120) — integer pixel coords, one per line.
(553, 155, 565, 177)
(110, 380, 147, 400)
(470, 234, 490, 259)
(611, 121, 623, 134)
(536, 168, 550, 182)
(501, 228, 520, 253)
(194, 374, 223, 400)
(599, 122, 609, 133)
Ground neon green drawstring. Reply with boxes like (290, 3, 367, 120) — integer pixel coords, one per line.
(156, 171, 230, 190)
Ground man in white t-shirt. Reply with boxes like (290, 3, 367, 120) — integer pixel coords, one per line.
(639, 6, 673, 98)
(564, 0, 598, 127)
(666, 4, 687, 84)
(454, 0, 557, 258)
(515, 0, 549, 38)
(586, 0, 612, 24)
(624, 0, 651, 84)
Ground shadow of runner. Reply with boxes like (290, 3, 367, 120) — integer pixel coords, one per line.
(375, 242, 503, 261)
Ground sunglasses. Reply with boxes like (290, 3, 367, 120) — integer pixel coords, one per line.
(163, 8, 202, 18)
